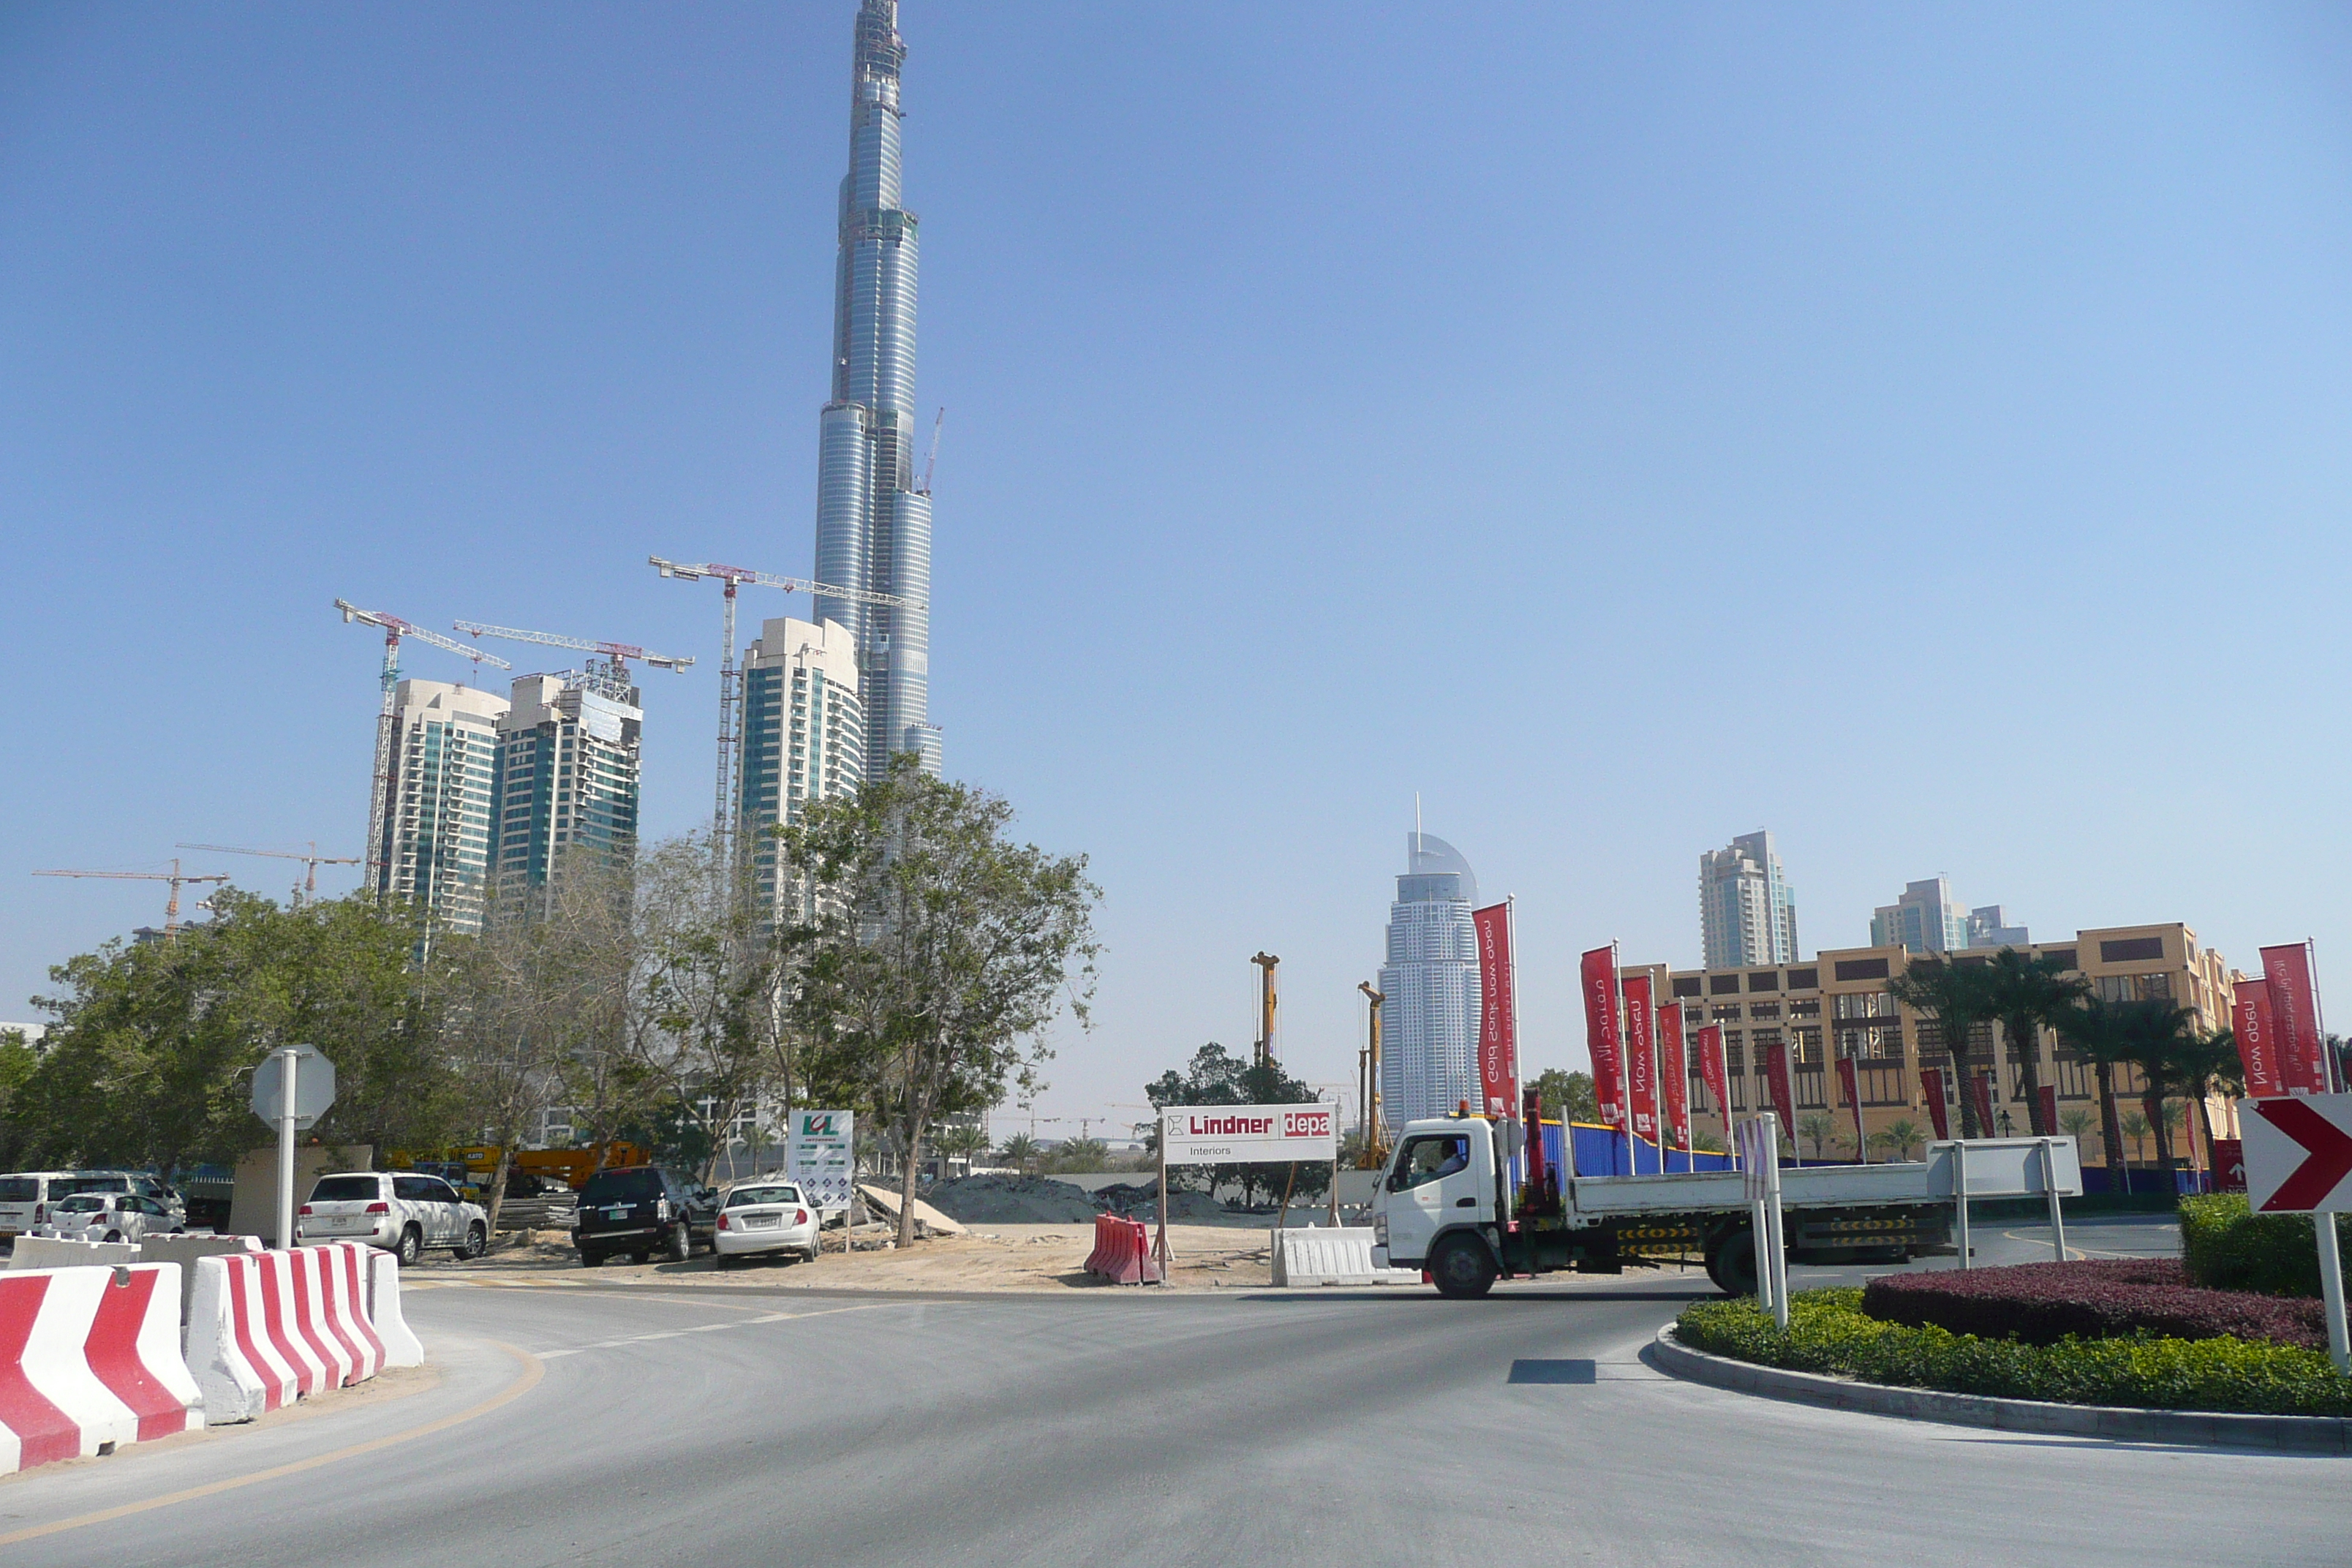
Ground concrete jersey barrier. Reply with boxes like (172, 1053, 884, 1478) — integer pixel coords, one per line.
(187, 1243, 404, 1423)
(0, 1263, 202, 1475)
(9, 1237, 141, 1272)
(1272, 1226, 1423, 1288)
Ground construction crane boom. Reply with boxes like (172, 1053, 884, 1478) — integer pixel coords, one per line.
(452, 622, 693, 672)
(176, 843, 360, 908)
(34, 858, 229, 937)
(649, 555, 919, 868)
(336, 599, 513, 900)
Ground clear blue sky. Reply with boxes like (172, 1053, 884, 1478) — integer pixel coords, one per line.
(4, 3, 2348, 1144)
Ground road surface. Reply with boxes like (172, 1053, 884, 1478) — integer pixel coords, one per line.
(0, 1215, 2337, 1567)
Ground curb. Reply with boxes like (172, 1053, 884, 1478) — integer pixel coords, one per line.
(1648, 1327, 2352, 1454)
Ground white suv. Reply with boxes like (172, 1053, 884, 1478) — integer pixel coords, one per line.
(297, 1171, 488, 1264)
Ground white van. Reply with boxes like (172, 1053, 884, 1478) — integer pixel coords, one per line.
(0, 1172, 86, 1240)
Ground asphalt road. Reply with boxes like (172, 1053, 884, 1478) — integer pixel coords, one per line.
(0, 1215, 2339, 1567)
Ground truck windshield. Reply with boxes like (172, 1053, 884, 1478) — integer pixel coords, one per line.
(1392, 1135, 1470, 1191)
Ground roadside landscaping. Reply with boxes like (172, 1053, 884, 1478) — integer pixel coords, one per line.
(1676, 1283, 2352, 1417)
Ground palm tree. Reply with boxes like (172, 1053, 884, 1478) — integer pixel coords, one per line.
(2118, 1108, 2152, 1165)
(1977, 949, 2087, 1136)
(1872, 1118, 1926, 1161)
(2054, 996, 2137, 1191)
(2115, 1000, 2199, 1172)
(995, 1131, 1039, 1175)
(2058, 1106, 2098, 1159)
(1888, 960, 1998, 1137)
(2167, 1028, 2242, 1174)
(1796, 1114, 1838, 1161)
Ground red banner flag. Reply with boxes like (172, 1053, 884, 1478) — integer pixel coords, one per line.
(1972, 1073, 1998, 1139)
(1657, 1000, 1690, 1158)
(2234, 979, 2283, 1098)
(1921, 1067, 1950, 1141)
(1472, 903, 1518, 1120)
(1836, 1055, 1863, 1160)
(1623, 973, 1658, 1163)
(2260, 943, 2329, 1095)
(1580, 947, 1626, 1131)
(1764, 1040, 1796, 1146)
(1697, 1025, 1730, 1140)
(2038, 1085, 2059, 1143)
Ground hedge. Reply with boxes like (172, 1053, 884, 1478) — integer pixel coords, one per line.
(1862, 1259, 2326, 1351)
(1676, 1289, 2352, 1417)
(2179, 1194, 2352, 1299)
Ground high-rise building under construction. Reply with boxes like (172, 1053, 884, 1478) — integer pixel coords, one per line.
(813, 0, 938, 781)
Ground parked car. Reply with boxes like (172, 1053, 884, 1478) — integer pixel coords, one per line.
(0, 1170, 186, 1242)
(32, 1192, 184, 1245)
(712, 1180, 820, 1269)
(573, 1166, 717, 1267)
(297, 1171, 489, 1264)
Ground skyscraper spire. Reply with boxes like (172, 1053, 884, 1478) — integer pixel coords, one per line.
(814, 0, 938, 780)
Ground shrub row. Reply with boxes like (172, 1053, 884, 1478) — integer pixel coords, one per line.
(1861, 1258, 2327, 1351)
(1675, 1289, 2352, 1417)
(2179, 1194, 2352, 1299)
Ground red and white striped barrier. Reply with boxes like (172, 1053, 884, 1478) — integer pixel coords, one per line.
(0, 1263, 201, 1475)
(187, 1243, 399, 1424)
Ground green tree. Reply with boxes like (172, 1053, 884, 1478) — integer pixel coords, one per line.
(995, 1131, 1039, 1175)
(2058, 1105, 2099, 1158)
(2166, 1028, 2242, 1173)
(1143, 1043, 1330, 1206)
(2116, 1000, 2200, 1172)
(777, 758, 1100, 1248)
(1870, 1117, 1926, 1161)
(1978, 949, 2087, 1136)
(2118, 1107, 2152, 1164)
(12, 890, 466, 1174)
(1529, 1067, 1597, 1126)
(1042, 1135, 1109, 1173)
(2054, 995, 2141, 1188)
(1888, 960, 1999, 1138)
(1796, 1113, 1838, 1161)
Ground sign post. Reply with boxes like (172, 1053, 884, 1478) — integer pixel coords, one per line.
(249, 1044, 336, 1249)
(2241, 1092, 2352, 1373)
(1160, 1103, 1338, 1273)
(1738, 1114, 1785, 1326)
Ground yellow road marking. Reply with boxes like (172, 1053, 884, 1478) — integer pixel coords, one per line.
(0, 1339, 545, 1548)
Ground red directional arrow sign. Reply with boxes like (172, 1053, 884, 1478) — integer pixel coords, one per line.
(2242, 1094, 2352, 1213)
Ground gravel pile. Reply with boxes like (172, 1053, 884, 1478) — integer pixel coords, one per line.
(924, 1175, 1102, 1224)
(1091, 1183, 1229, 1222)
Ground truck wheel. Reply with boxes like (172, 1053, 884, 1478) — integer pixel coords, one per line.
(664, 1221, 692, 1264)
(1705, 1229, 1758, 1297)
(1428, 1234, 1497, 1299)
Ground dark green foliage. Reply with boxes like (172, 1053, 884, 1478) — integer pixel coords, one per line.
(1888, 960, 1998, 1137)
(1529, 1067, 1596, 1126)
(2179, 1194, 2352, 1300)
(1676, 1289, 2352, 1417)
(11, 891, 467, 1173)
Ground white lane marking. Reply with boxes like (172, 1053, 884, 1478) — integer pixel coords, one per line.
(526, 1302, 900, 1360)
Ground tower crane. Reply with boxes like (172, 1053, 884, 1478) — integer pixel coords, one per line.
(33, 859, 229, 938)
(176, 843, 361, 908)
(647, 557, 923, 862)
(335, 600, 513, 898)
(451, 622, 692, 705)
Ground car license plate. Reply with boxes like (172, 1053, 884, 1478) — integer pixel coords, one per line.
(742, 1213, 780, 1230)
(606, 1206, 628, 1218)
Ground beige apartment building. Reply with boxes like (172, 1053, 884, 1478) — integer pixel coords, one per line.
(1641, 923, 2239, 1161)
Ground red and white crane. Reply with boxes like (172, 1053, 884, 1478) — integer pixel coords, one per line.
(451, 621, 693, 690)
(336, 599, 513, 897)
(32, 858, 230, 937)
(647, 556, 921, 859)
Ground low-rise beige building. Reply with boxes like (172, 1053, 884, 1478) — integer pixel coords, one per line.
(1643, 923, 2238, 1161)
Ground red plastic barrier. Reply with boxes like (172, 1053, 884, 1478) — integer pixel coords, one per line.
(1084, 1214, 1163, 1286)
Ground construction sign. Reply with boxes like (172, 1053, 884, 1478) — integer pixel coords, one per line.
(787, 1109, 856, 1210)
(1161, 1104, 1336, 1164)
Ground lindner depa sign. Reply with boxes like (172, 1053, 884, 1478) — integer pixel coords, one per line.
(1161, 1104, 1337, 1164)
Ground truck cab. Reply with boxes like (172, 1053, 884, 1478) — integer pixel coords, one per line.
(1372, 1116, 1504, 1292)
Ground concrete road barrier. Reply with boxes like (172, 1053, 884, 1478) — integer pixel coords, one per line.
(8, 1237, 141, 1272)
(0, 1263, 202, 1475)
(1272, 1226, 1424, 1287)
(141, 1235, 262, 1323)
(186, 1252, 302, 1424)
(365, 1251, 423, 1369)
(1082, 1215, 1162, 1285)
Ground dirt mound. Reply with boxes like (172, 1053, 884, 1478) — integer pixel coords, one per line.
(1090, 1182, 1230, 1223)
(925, 1175, 1101, 1225)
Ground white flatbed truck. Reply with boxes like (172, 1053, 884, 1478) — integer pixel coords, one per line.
(1368, 1112, 2082, 1298)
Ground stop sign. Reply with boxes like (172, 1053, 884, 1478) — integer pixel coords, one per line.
(250, 1045, 337, 1131)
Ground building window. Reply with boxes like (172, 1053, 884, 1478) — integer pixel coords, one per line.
(1834, 957, 1890, 982)
(1709, 974, 1741, 995)
(1747, 971, 1779, 992)
(1785, 968, 1818, 990)
(1671, 976, 1702, 998)
(2099, 937, 2166, 964)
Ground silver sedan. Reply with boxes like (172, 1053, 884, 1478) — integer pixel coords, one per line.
(34, 1192, 183, 1245)
(712, 1181, 821, 1267)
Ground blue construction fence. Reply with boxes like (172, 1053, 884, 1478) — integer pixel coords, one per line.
(1537, 1120, 1736, 1179)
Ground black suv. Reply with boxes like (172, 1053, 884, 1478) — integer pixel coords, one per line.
(573, 1166, 719, 1267)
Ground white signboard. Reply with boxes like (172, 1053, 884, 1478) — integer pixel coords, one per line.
(1161, 1104, 1337, 1165)
(2243, 1093, 2352, 1213)
(787, 1109, 856, 1210)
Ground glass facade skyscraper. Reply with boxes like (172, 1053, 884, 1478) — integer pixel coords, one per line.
(813, 0, 938, 781)
(376, 679, 506, 935)
(1700, 830, 1798, 970)
(1378, 834, 1482, 1128)
(738, 615, 865, 920)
